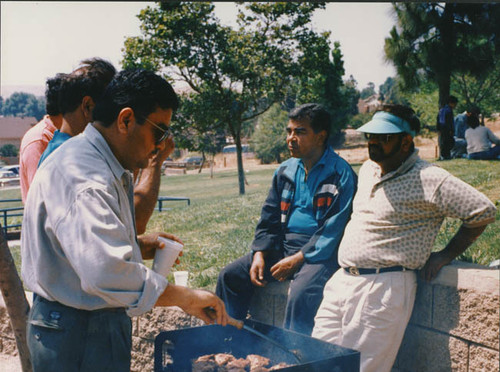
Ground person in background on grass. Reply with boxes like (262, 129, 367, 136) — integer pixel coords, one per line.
(312, 104, 496, 372)
(21, 69, 228, 372)
(450, 105, 479, 159)
(436, 95, 458, 160)
(465, 112, 500, 160)
(19, 74, 64, 202)
(217, 103, 357, 336)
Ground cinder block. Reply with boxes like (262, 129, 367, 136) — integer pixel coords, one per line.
(249, 281, 290, 326)
(396, 325, 468, 372)
(434, 262, 499, 295)
(409, 281, 433, 327)
(469, 344, 499, 372)
(433, 286, 499, 350)
(272, 293, 288, 326)
(432, 285, 461, 331)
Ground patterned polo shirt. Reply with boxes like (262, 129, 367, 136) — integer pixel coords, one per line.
(338, 149, 497, 270)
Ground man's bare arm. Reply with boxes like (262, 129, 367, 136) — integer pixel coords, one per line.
(134, 137, 174, 234)
(421, 224, 487, 282)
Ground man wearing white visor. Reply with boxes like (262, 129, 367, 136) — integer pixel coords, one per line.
(312, 104, 496, 372)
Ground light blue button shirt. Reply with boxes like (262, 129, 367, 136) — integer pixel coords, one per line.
(21, 124, 168, 317)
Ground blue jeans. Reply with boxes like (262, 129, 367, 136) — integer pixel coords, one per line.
(468, 146, 500, 160)
(28, 295, 131, 372)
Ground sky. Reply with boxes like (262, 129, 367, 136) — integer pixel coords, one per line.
(1, 1, 396, 97)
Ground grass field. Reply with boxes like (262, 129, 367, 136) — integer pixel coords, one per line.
(2, 158, 499, 291)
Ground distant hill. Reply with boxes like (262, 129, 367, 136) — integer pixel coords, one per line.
(0, 85, 45, 98)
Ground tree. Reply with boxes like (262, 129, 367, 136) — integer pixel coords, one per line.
(0, 144, 19, 157)
(251, 103, 289, 164)
(360, 82, 376, 99)
(122, 2, 344, 194)
(0, 226, 32, 372)
(173, 92, 227, 175)
(2, 92, 45, 120)
(290, 42, 358, 145)
(451, 61, 500, 117)
(385, 3, 500, 107)
(379, 77, 405, 104)
(0, 96, 4, 115)
(400, 82, 439, 136)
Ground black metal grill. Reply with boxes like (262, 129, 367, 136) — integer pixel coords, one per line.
(154, 319, 359, 371)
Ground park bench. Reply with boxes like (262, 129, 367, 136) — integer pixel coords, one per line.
(0, 196, 190, 239)
(156, 196, 191, 211)
(0, 199, 23, 239)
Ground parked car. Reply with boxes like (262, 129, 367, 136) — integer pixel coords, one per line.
(184, 156, 203, 166)
(161, 158, 175, 172)
(0, 170, 20, 187)
(1, 165, 19, 175)
(222, 144, 251, 154)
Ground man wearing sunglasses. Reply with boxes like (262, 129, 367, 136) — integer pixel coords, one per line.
(312, 104, 496, 372)
(35, 58, 170, 235)
(21, 69, 228, 371)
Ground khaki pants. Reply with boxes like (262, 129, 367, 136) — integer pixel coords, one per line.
(312, 268, 417, 372)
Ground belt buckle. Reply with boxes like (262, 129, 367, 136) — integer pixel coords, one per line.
(349, 267, 360, 276)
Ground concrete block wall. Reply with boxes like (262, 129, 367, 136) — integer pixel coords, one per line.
(393, 261, 499, 372)
(247, 261, 500, 372)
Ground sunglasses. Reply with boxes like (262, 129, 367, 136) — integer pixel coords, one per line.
(142, 117, 171, 145)
(364, 133, 402, 144)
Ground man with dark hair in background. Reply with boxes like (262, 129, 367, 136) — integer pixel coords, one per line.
(312, 104, 496, 372)
(38, 57, 117, 164)
(217, 103, 357, 335)
(19, 73, 64, 202)
(22, 69, 228, 371)
(436, 95, 458, 160)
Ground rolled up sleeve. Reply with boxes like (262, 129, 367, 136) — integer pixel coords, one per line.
(433, 175, 497, 228)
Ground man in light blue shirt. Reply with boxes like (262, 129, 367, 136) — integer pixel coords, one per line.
(22, 69, 228, 371)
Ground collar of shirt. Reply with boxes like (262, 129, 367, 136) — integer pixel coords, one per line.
(43, 115, 58, 133)
(84, 124, 130, 184)
(298, 146, 330, 174)
(368, 148, 420, 183)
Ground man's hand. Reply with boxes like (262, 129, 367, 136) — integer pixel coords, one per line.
(420, 250, 454, 282)
(420, 224, 487, 282)
(270, 251, 304, 282)
(137, 232, 183, 260)
(250, 251, 267, 287)
(156, 285, 228, 326)
(153, 135, 175, 166)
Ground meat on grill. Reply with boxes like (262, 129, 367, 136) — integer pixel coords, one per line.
(192, 353, 292, 372)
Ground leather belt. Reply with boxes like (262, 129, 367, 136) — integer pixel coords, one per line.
(344, 266, 411, 276)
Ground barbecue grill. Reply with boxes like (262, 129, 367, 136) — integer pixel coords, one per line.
(154, 319, 360, 371)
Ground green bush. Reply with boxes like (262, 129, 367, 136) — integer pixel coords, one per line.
(251, 104, 289, 164)
(0, 144, 18, 157)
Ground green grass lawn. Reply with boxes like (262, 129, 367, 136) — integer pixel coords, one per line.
(2, 158, 499, 291)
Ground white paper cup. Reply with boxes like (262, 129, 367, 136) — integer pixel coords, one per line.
(173, 271, 189, 286)
(152, 237, 183, 277)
